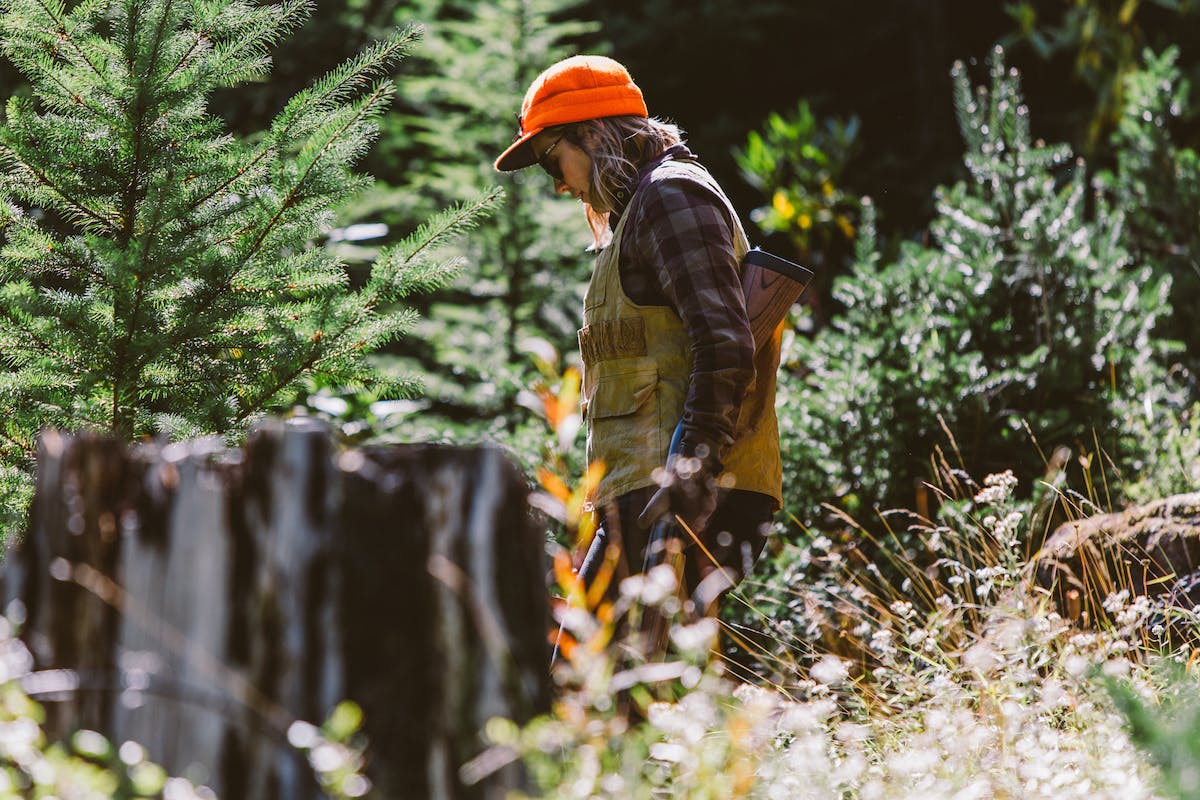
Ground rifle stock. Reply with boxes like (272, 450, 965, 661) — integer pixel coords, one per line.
(741, 247, 814, 350)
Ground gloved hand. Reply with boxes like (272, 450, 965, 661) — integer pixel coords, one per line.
(637, 446, 721, 535)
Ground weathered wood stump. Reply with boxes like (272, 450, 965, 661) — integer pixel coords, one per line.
(1034, 492, 1200, 623)
(3, 419, 551, 799)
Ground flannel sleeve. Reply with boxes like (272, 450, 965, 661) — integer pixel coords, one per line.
(627, 177, 755, 468)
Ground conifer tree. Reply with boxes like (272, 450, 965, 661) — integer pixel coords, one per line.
(357, 0, 597, 447)
(0, 0, 494, 539)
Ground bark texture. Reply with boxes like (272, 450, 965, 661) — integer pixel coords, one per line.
(4, 419, 551, 800)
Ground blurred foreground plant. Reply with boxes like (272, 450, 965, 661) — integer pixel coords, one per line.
(1107, 666, 1200, 800)
(0, 614, 369, 799)
(505, 462, 1187, 798)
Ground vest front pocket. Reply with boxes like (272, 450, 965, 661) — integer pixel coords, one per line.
(584, 368, 662, 488)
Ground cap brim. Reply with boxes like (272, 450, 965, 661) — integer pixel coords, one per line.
(494, 128, 541, 172)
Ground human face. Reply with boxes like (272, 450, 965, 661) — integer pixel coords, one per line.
(531, 130, 593, 204)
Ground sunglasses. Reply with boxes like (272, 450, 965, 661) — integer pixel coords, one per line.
(538, 134, 565, 181)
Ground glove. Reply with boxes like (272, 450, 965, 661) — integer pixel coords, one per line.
(637, 443, 721, 535)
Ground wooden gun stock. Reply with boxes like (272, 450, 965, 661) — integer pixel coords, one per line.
(741, 247, 814, 350)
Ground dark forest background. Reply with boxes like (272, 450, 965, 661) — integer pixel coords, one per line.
(169, 0, 1200, 239)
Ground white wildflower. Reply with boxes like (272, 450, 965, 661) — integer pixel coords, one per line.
(670, 618, 718, 654)
(778, 699, 837, 733)
(1102, 657, 1131, 678)
(973, 470, 1018, 506)
(811, 655, 849, 686)
(1064, 654, 1091, 677)
(906, 627, 929, 647)
(962, 641, 1001, 673)
(1116, 595, 1152, 627)
(1102, 589, 1130, 615)
(927, 529, 943, 552)
(870, 628, 896, 657)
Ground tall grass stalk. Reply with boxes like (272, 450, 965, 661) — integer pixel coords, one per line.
(504, 464, 1191, 799)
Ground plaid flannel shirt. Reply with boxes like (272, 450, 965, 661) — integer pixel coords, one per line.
(608, 145, 755, 468)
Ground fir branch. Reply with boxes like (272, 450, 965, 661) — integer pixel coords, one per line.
(0, 141, 122, 234)
(370, 186, 502, 301)
(242, 80, 395, 263)
(270, 24, 419, 143)
(112, 164, 178, 432)
(198, 0, 312, 88)
(232, 338, 326, 422)
(0, 426, 35, 461)
(0, 305, 76, 365)
(143, 0, 179, 88)
(0, 41, 111, 121)
(178, 143, 272, 225)
(12, 0, 110, 85)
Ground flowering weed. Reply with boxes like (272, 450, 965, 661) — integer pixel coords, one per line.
(504, 466, 1191, 798)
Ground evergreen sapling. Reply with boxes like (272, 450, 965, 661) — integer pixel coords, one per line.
(0, 0, 495, 540)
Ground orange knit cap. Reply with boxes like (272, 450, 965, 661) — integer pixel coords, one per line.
(494, 55, 648, 172)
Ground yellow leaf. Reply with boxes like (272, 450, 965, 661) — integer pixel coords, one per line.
(1119, 0, 1138, 25)
(537, 467, 571, 503)
(551, 628, 576, 660)
(582, 460, 605, 495)
(836, 215, 856, 239)
(552, 549, 582, 603)
(566, 460, 605, 526)
(539, 387, 561, 429)
(772, 190, 795, 219)
(575, 510, 596, 550)
(558, 366, 581, 418)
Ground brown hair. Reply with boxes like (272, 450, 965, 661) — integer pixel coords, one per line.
(547, 115, 684, 248)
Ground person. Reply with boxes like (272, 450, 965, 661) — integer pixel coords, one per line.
(494, 55, 783, 625)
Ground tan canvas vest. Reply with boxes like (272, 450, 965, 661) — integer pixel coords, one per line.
(578, 159, 783, 510)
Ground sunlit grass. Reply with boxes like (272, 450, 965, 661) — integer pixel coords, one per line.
(502, 457, 1194, 799)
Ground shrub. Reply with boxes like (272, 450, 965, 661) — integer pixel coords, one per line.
(772, 47, 1187, 533)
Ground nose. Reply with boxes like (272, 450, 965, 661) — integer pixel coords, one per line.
(554, 178, 570, 195)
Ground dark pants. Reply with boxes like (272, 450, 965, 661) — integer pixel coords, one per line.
(593, 487, 775, 614)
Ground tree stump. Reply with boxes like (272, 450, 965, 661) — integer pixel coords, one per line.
(3, 419, 551, 799)
(1034, 492, 1200, 624)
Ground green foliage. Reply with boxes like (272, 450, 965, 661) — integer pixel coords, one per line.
(1127, 403, 1200, 503)
(1099, 46, 1200, 375)
(1004, 0, 1200, 155)
(1107, 667, 1200, 800)
(0, 0, 493, 541)
(357, 0, 597, 443)
(734, 101, 862, 260)
(771, 47, 1186, 529)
